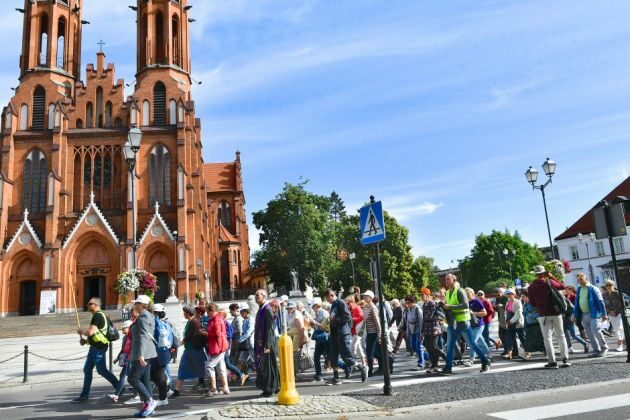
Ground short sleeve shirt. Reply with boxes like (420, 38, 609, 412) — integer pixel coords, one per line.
(88, 311, 108, 350)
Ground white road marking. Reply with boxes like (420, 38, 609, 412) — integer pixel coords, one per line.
(152, 408, 214, 419)
(489, 393, 630, 420)
(0, 402, 60, 410)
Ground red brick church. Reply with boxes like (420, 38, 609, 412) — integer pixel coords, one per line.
(0, 0, 252, 316)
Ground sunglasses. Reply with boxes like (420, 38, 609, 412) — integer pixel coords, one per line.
(88, 302, 97, 306)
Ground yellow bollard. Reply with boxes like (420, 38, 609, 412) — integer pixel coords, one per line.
(277, 333, 300, 405)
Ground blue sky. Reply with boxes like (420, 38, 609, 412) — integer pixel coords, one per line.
(2, 1, 630, 269)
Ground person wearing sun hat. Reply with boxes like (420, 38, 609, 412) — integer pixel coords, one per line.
(527, 265, 570, 369)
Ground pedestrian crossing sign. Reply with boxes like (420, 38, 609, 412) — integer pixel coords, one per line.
(360, 201, 386, 245)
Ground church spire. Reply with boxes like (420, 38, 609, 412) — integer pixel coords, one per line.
(19, 0, 83, 80)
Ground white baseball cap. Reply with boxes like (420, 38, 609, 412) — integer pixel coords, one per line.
(122, 320, 133, 329)
(153, 304, 165, 312)
(280, 295, 289, 302)
(363, 290, 375, 299)
(132, 295, 151, 305)
(312, 297, 323, 306)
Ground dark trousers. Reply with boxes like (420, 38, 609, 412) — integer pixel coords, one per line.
(329, 332, 355, 371)
(80, 346, 119, 398)
(114, 363, 130, 397)
(150, 360, 169, 401)
(314, 340, 329, 377)
(424, 334, 442, 367)
(482, 324, 497, 347)
(394, 330, 409, 353)
(498, 327, 507, 352)
(365, 333, 378, 372)
(128, 360, 153, 402)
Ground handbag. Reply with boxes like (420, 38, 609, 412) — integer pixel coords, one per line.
(297, 348, 314, 372)
(238, 340, 250, 352)
(312, 329, 329, 344)
(547, 279, 568, 315)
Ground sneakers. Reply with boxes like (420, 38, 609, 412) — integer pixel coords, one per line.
(544, 362, 559, 369)
(584, 344, 590, 354)
(601, 349, 609, 356)
(330, 375, 343, 386)
(155, 399, 169, 407)
(480, 364, 489, 373)
(71, 396, 89, 403)
(206, 389, 219, 397)
(359, 365, 368, 383)
(134, 403, 149, 418)
(440, 368, 453, 376)
(311, 375, 324, 382)
(169, 389, 180, 398)
(588, 352, 604, 358)
(462, 361, 473, 367)
(560, 360, 571, 368)
(124, 395, 142, 405)
(344, 369, 351, 380)
(568, 347, 574, 354)
(617, 347, 625, 352)
(143, 400, 158, 417)
(106, 394, 119, 403)
(220, 389, 231, 395)
(166, 389, 175, 398)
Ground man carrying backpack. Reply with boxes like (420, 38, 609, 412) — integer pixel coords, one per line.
(153, 304, 175, 406)
(73, 297, 119, 402)
(527, 265, 571, 369)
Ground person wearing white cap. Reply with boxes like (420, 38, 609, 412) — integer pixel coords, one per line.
(127, 295, 159, 417)
(309, 297, 330, 382)
(361, 290, 381, 377)
(237, 304, 255, 383)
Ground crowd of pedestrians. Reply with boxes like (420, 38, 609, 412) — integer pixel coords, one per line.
(72, 265, 625, 417)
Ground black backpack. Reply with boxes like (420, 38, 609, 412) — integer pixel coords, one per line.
(547, 280, 568, 315)
(100, 312, 120, 342)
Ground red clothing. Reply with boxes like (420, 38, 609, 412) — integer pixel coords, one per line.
(207, 313, 229, 356)
(528, 278, 566, 316)
(349, 303, 364, 336)
(481, 298, 495, 324)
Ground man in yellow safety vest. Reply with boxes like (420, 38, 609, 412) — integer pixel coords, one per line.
(440, 274, 491, 375)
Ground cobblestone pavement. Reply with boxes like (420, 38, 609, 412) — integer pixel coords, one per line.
(206, 396, 382, 419)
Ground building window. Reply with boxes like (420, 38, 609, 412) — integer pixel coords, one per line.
(4, 110, 12, 130)
(32, 86, 46, 130)
(20, 104, 28, 130)
(172, 15, 180, 66)
(149, 144, 171, 206)
(105, 101, 112, 128)
(39, 14, 49, 66)
(595, 241, 605, 257)
(614, 237, 626, 254)
(218, 201, 232, 228)
(86, 102, 94, 128)
(23, 149, 46, 213)
(570, 246, 579, 260)
(169, 100, 177, 125)
(142, 100, 150, 126)
(153, 82, 166, 126)
(47, 103, 55, 129)
(96, 87, 104, 128)
(57, 17, 66, 68)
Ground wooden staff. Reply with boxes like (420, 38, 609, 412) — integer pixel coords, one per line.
(68, 274, 81, 330)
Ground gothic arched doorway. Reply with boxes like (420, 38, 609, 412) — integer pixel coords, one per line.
(75, 239, 113, 310)
(11, 253, 41, 316)
(20, 280, 37, 316)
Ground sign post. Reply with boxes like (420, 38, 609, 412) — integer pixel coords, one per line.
(594, 198, 630, 363)
(360, 196, 391, 396)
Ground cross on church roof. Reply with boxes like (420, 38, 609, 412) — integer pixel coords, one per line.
(98, 40, 106, 52)
(154, 201, 160, 213)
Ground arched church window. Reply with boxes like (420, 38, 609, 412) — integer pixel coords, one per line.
(48, 103, 55, 129)
(153, 82, 166, 126)
(114, 117, 123, 128)
(20, 104, 28, 130)
(23, 149, 46, 213)
(32, 86, 46, 130)
(172, 15, 180, 66)
(4, 110, 11, 130)
(96, 87, 104, 128)
(86, 102, 94, 128)
(178, 103, 185, 123)
(142, 100, 150, 126)
(39, 14, 48, 66)
(76, 118, 83, 129)
(149, 144, 171, 206)
(169, 100, 177, 125)
(57, 17, 66, 68)
(105, 101, 112, 128)
(131, 107, 138, 127)
(218, 201, 232, 229)
(155, 11, 165, 64)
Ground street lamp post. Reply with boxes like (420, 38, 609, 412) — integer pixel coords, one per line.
(349, 252, 356, 284)
(578, 233, 595, 281)
(525, 158, 557, 259)
(123, 127, 143, 269)
(503, 248, 513, 282)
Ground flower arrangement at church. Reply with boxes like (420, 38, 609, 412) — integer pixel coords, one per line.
(115, 270, 159, 302)
(115, 271, 140, 304)
(544, 259, 572, 281)
(138, 271, 159, 301)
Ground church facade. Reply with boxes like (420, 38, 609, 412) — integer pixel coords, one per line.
(0, 0, 251, 316)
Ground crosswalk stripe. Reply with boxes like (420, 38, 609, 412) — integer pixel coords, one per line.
(488, 393, 630, 420)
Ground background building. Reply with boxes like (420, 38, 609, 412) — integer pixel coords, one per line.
(0, 0, 251, 316)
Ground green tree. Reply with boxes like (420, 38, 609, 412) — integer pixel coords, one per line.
(410, 256, 441, 293)
(460, 229, 544, 292)
(252, 181, 337, 291)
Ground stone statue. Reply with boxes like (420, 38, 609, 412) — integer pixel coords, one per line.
(290, 269, 299, 293)
(169, 277, 176, 298)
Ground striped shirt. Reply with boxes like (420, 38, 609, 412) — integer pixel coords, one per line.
(363, 303, 381, 335)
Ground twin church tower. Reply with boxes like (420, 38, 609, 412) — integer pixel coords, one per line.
(0, 0, 253, 316)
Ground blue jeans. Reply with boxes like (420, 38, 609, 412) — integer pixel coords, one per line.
(564, 320, 588, 348)
(469, 326, 490, 361)
(314, 340, 329, 377)
(128, 360, 153, 402)
(80, 346, 119, 398)
(409, 333, 423, 367)
(482, 324, 497, 347)
(225, 350, 241, 379)
(365, 333, 378, 371)
(445, 322, 489, 370)
(114, 363, 130, 397)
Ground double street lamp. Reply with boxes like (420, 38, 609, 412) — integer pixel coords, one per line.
(349, 252, 356, 284)
(123, 127, 143, 269)
(525, 158, 557, 259)
(502, 248, 514, 281)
